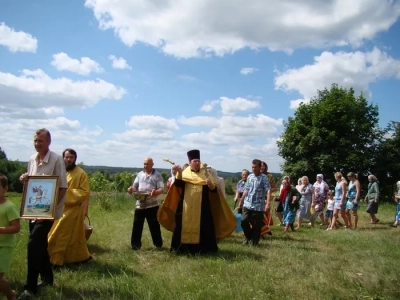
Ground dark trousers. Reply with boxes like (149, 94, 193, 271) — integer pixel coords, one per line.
(24, 220, 54, 294)
(131, 206, 163, 249)
(241, 208, 264, 246)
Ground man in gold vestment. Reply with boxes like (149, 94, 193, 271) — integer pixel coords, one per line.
(158, 150, 236, 255)
(48, 149, 91, 266)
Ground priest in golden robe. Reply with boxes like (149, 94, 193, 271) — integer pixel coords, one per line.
(48, 149, 91, 266)
(158, 150, 236, 254)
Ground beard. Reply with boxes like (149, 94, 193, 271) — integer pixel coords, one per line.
(66, 163, 76, 171)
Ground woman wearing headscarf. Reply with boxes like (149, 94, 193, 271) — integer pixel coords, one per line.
(310, 174, 329, 227)
(280, 178, 301, 232)
(365, 175, 380, 224)
(296, 176, 315, 229)
(276, 176, 290, 226)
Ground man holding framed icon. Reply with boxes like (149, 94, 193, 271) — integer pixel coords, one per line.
(18, 128, 68, 300)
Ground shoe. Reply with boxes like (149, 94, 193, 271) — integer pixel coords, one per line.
(371, 219, 379, 224)
(38, 281, 53, 288)
(390, 224, 398, 228)
(18, 290, 33, 300)
(242, 239, 249, 245)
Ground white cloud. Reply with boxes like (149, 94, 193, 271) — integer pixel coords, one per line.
(85, 0, 400, 58)
(240, 67, 258, 75)
(178, 116, 217, 127)
(199, 97, 260, 114)
(51, 52, 103, 75)
(108, 54, 132, 70)
(126, 115, 179, 131)
(220, 97, 260, 115)
(289, 99, 310, 110)
(0, 68, 126, 110)
(181, 114, 283, 146)
(0, 22, 38, 53)
(274, 47, 400, 108)
(200, 100, 220, 112)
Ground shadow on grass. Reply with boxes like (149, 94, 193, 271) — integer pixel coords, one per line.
(88, 243, 113, 255)
(38, 284, 140, 300)
(54, 259, 142, 279)
(356, 226, 394, 231)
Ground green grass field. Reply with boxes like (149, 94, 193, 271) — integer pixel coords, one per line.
(5, 192, 400, 300)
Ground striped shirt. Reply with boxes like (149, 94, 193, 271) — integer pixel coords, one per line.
(133, 169, 164, 209)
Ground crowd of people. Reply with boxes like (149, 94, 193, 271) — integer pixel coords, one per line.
(0, 128, 400, 299)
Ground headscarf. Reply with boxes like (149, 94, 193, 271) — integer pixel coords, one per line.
(296, 178, 302, 192)
(314, 174, 328, 196)
(368, 175, 379, 189)
(279, 178, 291, 204)
(280, 176, 290, 192)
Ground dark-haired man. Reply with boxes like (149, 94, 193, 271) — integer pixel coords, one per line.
(48, 148, 91, 266)
(238, 159, 271, 246)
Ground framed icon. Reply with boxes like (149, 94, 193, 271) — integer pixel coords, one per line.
(20, 175, 60, 219)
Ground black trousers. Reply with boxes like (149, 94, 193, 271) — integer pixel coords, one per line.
(24, 220, 54, 294)
(241, 208, 264, 246)
(131, 206, 163, 249)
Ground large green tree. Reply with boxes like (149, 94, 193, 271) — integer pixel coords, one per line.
(277, 84, 381, 185)
(371, 121, 400, 198)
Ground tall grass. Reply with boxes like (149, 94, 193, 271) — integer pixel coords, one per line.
(5, 193, 400, 300)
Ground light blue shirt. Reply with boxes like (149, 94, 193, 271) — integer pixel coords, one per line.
(243, 173, 271, 211)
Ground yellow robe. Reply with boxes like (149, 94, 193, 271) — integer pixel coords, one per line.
(48, 166, 91, 265)
(157, 164, 236, 243)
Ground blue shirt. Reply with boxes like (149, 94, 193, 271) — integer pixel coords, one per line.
(243, 173, 271, 211)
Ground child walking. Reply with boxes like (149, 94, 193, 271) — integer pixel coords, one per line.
(391, 181, 400, 228)
(324, 191, 334, 226)
(0, 174, 20, 300)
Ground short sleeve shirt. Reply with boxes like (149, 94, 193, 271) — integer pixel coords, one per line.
(0, 199, 20, 247)
(27, 150, 68, 219)
(133, 170, 164, 209)
(243, 173, 271, 211)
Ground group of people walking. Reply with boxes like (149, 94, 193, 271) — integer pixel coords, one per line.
(1, 128, 400, 300)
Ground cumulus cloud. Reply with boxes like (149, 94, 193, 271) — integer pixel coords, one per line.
(180, 114, 283, 146)
(108, 54, 132, 70)
(0, 68, 126, 110)
(0, 22, 38, 53)
(51, 52, 103, 75)
(240, 67, 258, 75)
(85, 0, 400, 58)
(199, 97, 260, 115)
(274, 47, 400, 109)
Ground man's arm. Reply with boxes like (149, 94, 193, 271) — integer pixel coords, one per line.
(128, 175, 140, 194)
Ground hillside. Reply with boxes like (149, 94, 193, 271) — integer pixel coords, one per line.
(81, 164, 281, 179)
(17, 161, 281, 179)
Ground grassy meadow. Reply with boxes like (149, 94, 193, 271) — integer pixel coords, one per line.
(5, 191, 400, 300)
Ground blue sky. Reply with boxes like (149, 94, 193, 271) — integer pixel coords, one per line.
(1, 0, 400, 173)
